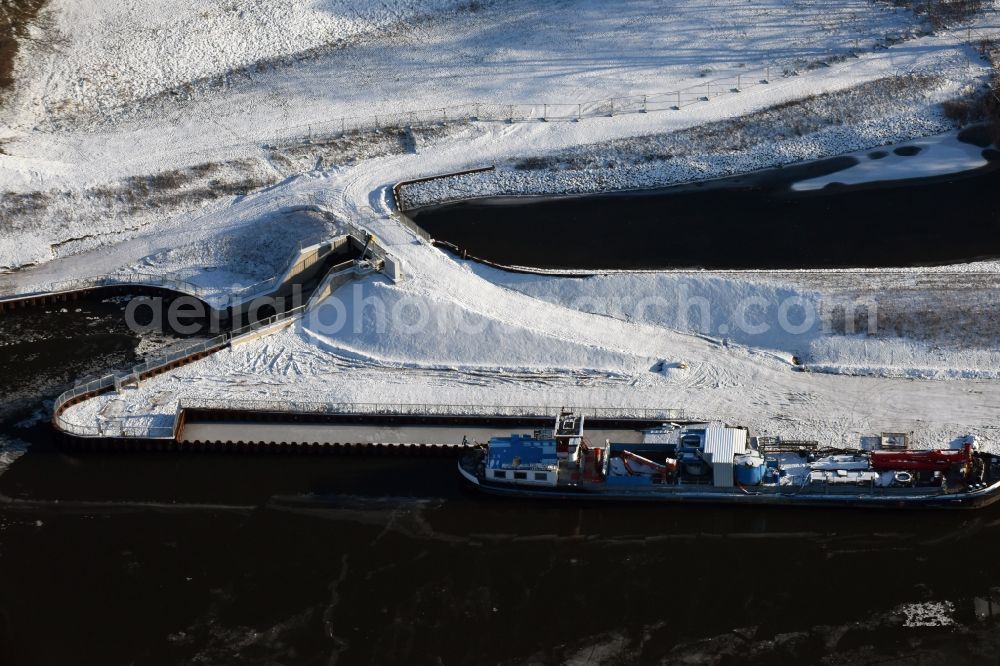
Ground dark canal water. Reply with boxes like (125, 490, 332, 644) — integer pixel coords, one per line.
(409, 152, 1000, 270)
(3, 297, 1000, 664)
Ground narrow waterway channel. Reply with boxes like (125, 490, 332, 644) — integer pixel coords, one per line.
(410, 145, 1000, 270)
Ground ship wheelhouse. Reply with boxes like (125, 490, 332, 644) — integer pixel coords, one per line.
(485, 433, 560, 487)
(483, 412, 585, 487)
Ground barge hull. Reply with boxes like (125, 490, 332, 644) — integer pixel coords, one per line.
(461, 473, 1000, 510)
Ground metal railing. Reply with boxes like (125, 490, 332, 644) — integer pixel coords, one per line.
(177, 399, 688, 422)
(0, 266, 263, 309)
(66, 400, 690, 440)
(304, 259, 377, 311)
(52, 304, 310, 438)
(1, 236, 353, 310)
(0, 272, 220, 306)
(93, 420, 178, 439)
(342, 220, 391, 262)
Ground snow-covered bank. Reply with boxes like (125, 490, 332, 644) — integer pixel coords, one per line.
(4, 1, 999, 453)
(300, 276, 653, 372)
(397, 78, 986, 208)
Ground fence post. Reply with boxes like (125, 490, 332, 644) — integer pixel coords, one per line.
(374, 114, 379, 129)
(341, 117, 345, 134)
(609, 98, 615, 117)
(509, 105, 515, 122)
(577, 103, 582, 121)
(543, 104, 547, 121)
(474, 103, 480, 120)
(642, 95, 647, 113)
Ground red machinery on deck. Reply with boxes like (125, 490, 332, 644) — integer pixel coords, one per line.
(620, 449, 678, 480)
(870, 444, 973, 472)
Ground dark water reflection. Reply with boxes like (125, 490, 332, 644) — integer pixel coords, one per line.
(2, 437, 1000, 664)
(409, 157, 1000, 270)
(2, 300, 1000, 664)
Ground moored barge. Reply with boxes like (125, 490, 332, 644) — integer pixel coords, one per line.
(458, 412, 1000, 509)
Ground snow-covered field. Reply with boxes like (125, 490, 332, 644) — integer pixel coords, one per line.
(4, 0, 1000, 449)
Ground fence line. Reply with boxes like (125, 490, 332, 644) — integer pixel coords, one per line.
(262, 22, 997, 149)
(267, 67, 778, 147)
